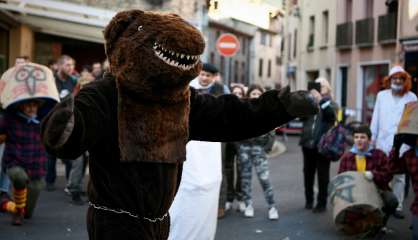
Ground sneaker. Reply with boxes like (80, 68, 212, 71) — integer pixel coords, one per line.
(71, 192, 84, 206)
(64, 187, 71, 196)
(268, 207, 279, 220)
(217, 208, 225, 219)
(238, 201, 246, 213)
(305, 202, 313, 210)
(225, 202, 232, 211)
(244, 205, 254, 218)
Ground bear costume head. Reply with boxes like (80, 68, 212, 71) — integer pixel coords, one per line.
(103, 10, 205, 163)
(104, 10, 205, 99)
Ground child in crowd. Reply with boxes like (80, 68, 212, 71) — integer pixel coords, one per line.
(0, 99, 48, 225)
(224, 85, 246, 214)
(238, 84, 278, 220)
(338, 125, 390, 189)
(337, 124, 398, 234)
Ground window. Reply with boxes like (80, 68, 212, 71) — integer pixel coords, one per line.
(269, 35, 273, 47)
(287, 34, 292, 61)
(241, 62, 246, 83)
(387, 0, 398, 14)
(346, 0, 353, 22)
(213, 1, 218, 9)
(293, 29, 297, 58)
(220, 56, 225, 75)
(275, 56, 282, 65)
(280, 38, 284, 54)
(308, 16, 315, 48)
(259, 58, 264, 77)
(234, 60, 239, 82)
(322, 11, 329, 45)
(210, 52, 215, 64)
(326, 68, 331, 83)
(260, 32, 267, 45)
(267, 59, 272, 78)
(365, 0, 373, 18)
(242, 38, 246, 55)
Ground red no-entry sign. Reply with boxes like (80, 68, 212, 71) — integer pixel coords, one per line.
(216, 33, 240, 57)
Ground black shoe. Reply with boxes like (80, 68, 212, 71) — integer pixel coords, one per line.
(312, 205, 326, 213)
(71, 192, 84, 206)
(305, 202, 313, 210)
(393, 210, 405, 219)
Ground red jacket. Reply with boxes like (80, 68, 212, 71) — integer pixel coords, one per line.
(338, 149, 390, 190)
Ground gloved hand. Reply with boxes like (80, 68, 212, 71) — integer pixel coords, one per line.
(278, 86, 319, 118)
(41, 94, 75, 149)
(364, 171, 374, 181)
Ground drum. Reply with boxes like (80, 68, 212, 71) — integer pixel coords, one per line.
(328, 171, 384, 235)
(0, 63, 59, 116)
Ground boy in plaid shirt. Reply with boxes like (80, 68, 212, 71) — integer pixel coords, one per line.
(338, 125, 390, 189)
(0, 99, 47, 225)
(338, 125, 398, 229)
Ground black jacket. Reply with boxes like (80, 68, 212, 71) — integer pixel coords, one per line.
(299, 97, 337, 149)
(42, 74, 294, 240)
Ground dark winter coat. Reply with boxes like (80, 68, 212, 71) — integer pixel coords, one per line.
(299, 97, 338, 149)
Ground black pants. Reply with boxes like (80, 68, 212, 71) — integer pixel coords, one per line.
(225, 142, 242, 202)
(302, 147, 331, 207)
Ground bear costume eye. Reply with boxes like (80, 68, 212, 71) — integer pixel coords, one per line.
(138, 25, 143, 31)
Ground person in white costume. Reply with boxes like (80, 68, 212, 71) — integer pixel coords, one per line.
(370, 65, 417, 219)
(169, 64, 225, 240)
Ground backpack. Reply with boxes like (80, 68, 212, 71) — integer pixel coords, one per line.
(317, 123, 349, 162)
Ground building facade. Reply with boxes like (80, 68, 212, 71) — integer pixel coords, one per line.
(208, 0, 282, 87)
(207, 18, 255, 86)
(335, 0, 399, 122)
(299, 0, 336, 89)
(252, 27, 281, 88)
(0, 0, 207, 71)
(399, 0, 418, 89)
(281, 0, 302, 91)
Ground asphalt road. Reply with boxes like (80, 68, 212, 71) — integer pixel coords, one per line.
(0, 136, 412, 240)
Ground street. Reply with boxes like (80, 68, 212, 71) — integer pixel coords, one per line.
(0, 136, 412, 240)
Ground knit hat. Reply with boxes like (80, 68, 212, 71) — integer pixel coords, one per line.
(202, 63, 219, 74)
(389, 66, 406, 78)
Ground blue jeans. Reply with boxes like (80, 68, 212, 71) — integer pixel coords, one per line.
(0, 144, 10, 193)
(66, 153, 87, 193)
(45, 153, 72, 185)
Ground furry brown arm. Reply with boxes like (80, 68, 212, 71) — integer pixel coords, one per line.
(41, 79, 113, 159)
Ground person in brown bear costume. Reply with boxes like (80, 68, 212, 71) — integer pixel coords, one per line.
(41, 10, 318, 240)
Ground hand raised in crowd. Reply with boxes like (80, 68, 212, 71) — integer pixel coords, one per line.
(309, 89, 322, 104)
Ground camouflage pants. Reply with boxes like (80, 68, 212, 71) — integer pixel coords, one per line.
(239, 145, 275, 207)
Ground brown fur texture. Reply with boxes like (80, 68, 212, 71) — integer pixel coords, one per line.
(103, 10, 205, 162)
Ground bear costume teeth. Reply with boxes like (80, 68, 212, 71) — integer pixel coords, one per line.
(153, 42, 200, 71)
